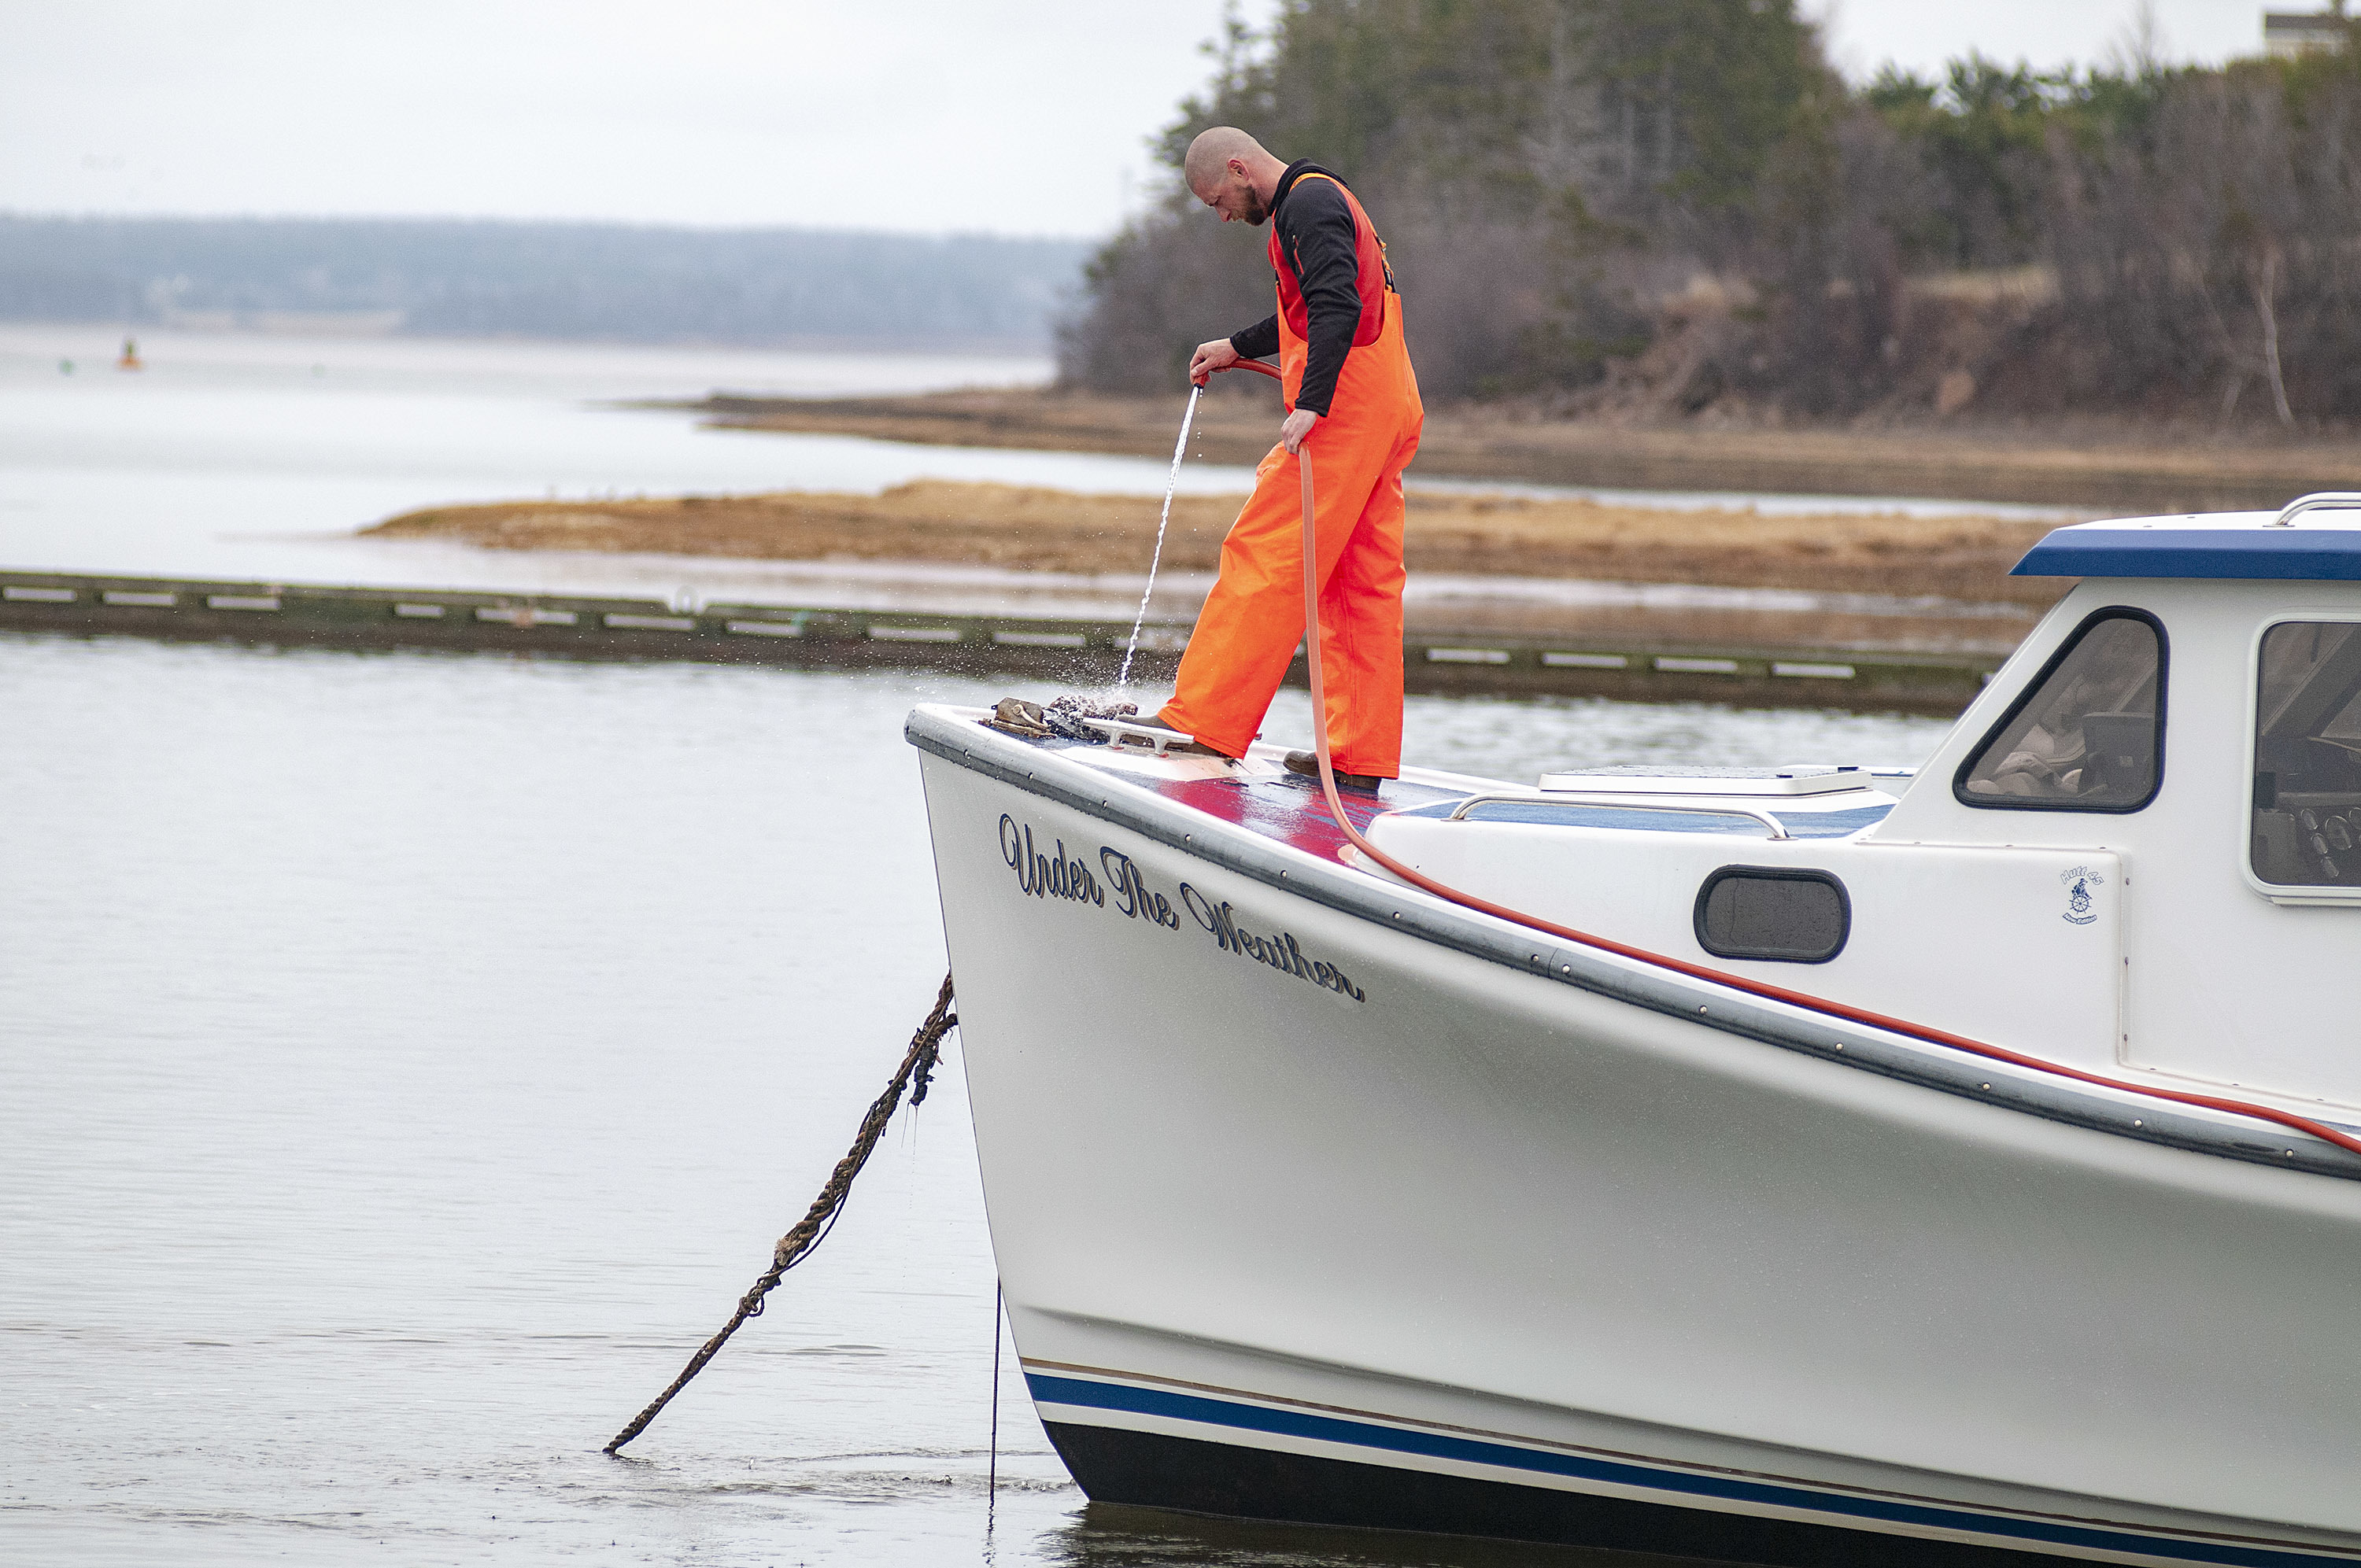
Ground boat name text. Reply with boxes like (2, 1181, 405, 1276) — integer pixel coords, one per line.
(1000, 816, 1103, 906)
(1099, 847, 1181, 928)
(995, 814, 1364, 998)
(1179, 884, 1366, 1000)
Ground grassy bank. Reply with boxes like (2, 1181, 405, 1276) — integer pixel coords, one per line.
(365, 478, 2064, 609)
(683, 389, 2358, 514)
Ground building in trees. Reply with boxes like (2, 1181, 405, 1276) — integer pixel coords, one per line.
(2265, 5, 2350, 59)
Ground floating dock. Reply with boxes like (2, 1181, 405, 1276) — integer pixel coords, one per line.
(0, 570, 2000, 714)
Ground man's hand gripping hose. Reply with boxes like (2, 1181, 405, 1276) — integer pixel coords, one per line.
(1280, 430, 2361, 1164)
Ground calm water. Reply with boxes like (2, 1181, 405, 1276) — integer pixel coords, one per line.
(2, 633, 1953, 1565)
(3, 327, 1962, 1562)
(0, 323, 1269, 599)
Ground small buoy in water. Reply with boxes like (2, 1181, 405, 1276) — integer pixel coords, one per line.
(116, 337, 142, 371)
(58, 359, 73, 375)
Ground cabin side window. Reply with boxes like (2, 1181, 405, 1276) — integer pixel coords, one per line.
(2251, 622, 2361, 888)
(1956, 609, 2165, 813)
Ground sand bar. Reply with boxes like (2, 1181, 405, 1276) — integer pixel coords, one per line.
(365, 479, 2067, 614)
(680, 388, 2361, 515)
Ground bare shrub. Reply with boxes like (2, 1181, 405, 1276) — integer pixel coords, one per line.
(1061, 2, 2361, 424)
(1054, 195, 1271, 394)
(1061, 0, 1826, 404)
(2041, 59, 2361, 422)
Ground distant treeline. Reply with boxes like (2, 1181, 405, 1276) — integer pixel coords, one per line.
(1060, 1, 2361, 424)
(0, 216, 1089, 351)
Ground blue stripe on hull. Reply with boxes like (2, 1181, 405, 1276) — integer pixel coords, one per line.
(1028, 1372, 2352, 1566)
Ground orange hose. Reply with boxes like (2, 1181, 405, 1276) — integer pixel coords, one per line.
(1288, 442, 2361, 1165)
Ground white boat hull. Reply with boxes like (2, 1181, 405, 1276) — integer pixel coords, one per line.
(911, 707, 2361, 1564)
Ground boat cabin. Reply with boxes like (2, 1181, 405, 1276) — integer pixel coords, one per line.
(1366, 494, 2361, 1118)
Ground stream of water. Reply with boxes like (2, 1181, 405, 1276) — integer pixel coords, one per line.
(1119, 382, 1201, 689)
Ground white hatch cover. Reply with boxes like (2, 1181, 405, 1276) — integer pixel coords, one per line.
(1536, 764, 1908, 796)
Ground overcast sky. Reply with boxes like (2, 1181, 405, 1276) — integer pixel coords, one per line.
(0, 1, 2280, 239)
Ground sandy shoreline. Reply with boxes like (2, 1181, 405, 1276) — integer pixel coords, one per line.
(364, 479, 2067, 614)
(676, 388, 2361, 515)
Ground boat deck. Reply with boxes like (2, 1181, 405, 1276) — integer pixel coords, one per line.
(1003, 725, 1897, 863)
(1003, 734, 1470, 864)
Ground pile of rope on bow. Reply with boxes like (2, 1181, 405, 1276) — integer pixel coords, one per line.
(604, 971, 958, 1455)
(985, 694, 1136, 741)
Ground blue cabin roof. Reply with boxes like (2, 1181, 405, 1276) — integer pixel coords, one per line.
(2014, 511, 2361, 580)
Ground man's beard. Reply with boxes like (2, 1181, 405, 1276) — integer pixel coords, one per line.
(1240, 190, 1269, 225)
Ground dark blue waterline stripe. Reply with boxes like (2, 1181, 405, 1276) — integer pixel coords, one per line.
(1027, 1373, 2345, 1567)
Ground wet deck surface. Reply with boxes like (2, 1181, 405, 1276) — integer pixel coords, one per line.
(1040, 736, 1470, 862)
(1037, 729, 1898, 856)
(1146, 773, 1471, 862)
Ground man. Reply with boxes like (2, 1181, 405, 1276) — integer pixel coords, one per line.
(1155, 127, 1423, 792)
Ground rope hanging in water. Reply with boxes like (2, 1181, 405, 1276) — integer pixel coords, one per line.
(603, 972, 958, 1455)
(987, 1281, 1003, 1503)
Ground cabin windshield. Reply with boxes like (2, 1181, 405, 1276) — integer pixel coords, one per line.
(2251, 621, 2361, 887)
(1958, 611, 2163, 811)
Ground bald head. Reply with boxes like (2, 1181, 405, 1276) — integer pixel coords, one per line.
(1185, 126, 1288, 226)
(1184, 127, 1279, 193)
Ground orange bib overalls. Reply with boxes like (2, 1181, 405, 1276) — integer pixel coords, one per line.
(1158, 173, 1424, 778)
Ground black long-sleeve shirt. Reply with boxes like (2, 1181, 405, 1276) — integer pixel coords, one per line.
(1227, 161, 1364, 418)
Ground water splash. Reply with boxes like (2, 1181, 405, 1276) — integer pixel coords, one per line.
(1118, 382, 1199, 688)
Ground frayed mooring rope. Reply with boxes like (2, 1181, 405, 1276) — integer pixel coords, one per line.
(603, 972, 958, 1455)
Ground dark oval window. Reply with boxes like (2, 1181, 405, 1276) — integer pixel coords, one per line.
(1694, 867, 1850, 963)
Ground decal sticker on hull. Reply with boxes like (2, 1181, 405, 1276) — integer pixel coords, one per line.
(2059, 864, 2106, 925)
